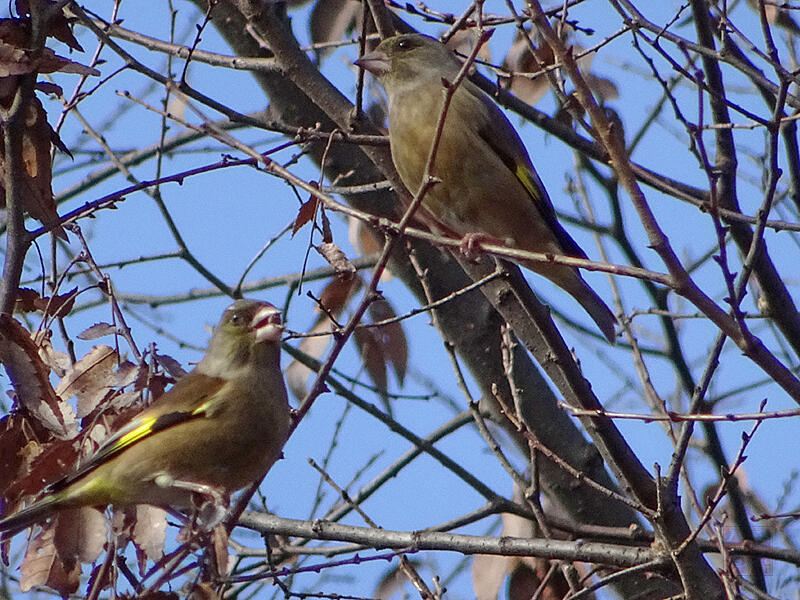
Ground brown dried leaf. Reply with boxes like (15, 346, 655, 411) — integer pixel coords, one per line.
(36, 81, 63, 97)
(348, 217, 392, 281)
(502, 29, 553, 107)
(55, 345, 119, 417)
(76, 322, 116, 341)
(138, 593, 179, 600)
(0, 15, 96, 79)
(585, 73, 619, 102)
(292, 196, 319, 236)
(20, 522, 81, 595)
(368, 299, 407, 384)
(309, 0, 361, 60)
(316, 242, 356, 277)
(6, 437, 78, 501)
(53, 507, 106, 564)
(318, 273, 361, 316)
(0, 96, 65, 236)
(211, 524, 230, 577)
(473, 552, 513, 600)
(0, 39, 31, 76)
(154, 351, 187, 379)
(134, 365, 169, 401)
(445, 28, 492, 63)
(45, 10, 83, 52)
(33, 47, 99, 76)
(131, 505, 167, 561)
(0, 414, 35, 507)
(187, 582, 222, 600)
(509, 560, 570, 600)
(747, 0, 800, 34)
(374, 560, 422, 598)
(34, 330, 70, 378)
(348, 215, 381, 255)
(0, 317, 73, 437)
(15, 288, 44, 312)
(473, 490, 543, 600)
(16, 286, 77, 317)
(12, 1, 82, 50)
(286, 319, 332, 401)
(111, 505, 136, 551)
(353, 326, 387, 395)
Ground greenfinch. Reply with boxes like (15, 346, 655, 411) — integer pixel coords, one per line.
(355, 34, 617, 342)
(0, 299, 290, 536)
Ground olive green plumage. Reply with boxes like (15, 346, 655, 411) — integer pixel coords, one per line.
(356, 34, 617, 342)
(0, 299, 290, 536)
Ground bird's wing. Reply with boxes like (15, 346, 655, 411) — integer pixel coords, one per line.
(466, 82, 588, 259)
(50, 372, 227, 492)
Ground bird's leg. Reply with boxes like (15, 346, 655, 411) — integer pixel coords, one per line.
(153, 474, 228, 530)
(459, 232, 505, 261)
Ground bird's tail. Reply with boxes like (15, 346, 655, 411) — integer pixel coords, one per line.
(0, 494, 63, 538)
(575, 284, 617, 343)
(541, 266, 617, 343)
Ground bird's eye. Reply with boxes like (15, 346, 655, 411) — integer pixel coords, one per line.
(397, 39, 409, 50)
(230, 313, 241, 325)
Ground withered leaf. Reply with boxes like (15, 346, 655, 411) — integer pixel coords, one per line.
(445, 29, 492, 64)
(55, 345, 120, 417)
(34, 329, 70, 378)
(316, 242, 356, 277)
(53, 507, 106, 565)
(318, 273, 361, 316)
(20, 523, 81, 595)
(292, 196, 319, 237)
(0, 316, 73, 438)
(348, 215, 382, 255)
(0, 414, 35, 506)
(187, 582, 222, 600)
(30, 47, 99, 76)
(374, 559, 423, 599)
(368, 299, 407, 384)
(5, 436, 78, 500)
(501, 29, 553, 107)
(473, 552, 512, 600)
(35, 81, 63, 97)
(353, 327, 387, 396)
(747, 0, 800, 34)
(211, 524, 230, 578)
(131, 505, 167, 562)
(77, 322, 117, 341)
(509, 559, 571, 600)
(286, 319, 332, 401)
(154, 351, 187, 379)
(585, 73, 619, 102)
(309, 0, 361, 60)
(16, 286, 76, 317)
(0, 95, 65, 237)
(0, 39, 30, 76)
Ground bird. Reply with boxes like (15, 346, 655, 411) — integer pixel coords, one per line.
(0, 299, 291, 536)
(355, 33, 617, 342)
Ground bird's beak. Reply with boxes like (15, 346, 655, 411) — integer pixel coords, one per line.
(354, 49, 390, 76)
(252, 304, 283, 343)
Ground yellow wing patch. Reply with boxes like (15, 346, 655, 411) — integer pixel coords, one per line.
(115, 401, 210, 450)
(115, 416, 159, 450)
(514, 163, 541, 202)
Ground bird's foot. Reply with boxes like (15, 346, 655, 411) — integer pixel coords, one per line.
(459, 232, 503, 261)
(155, 474, 229, 531)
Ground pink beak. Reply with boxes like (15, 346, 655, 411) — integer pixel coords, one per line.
(354, 49, 390, 77)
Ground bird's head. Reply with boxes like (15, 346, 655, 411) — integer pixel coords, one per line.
(354, 33, 461, 90)
(198, 299, 283, 377)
